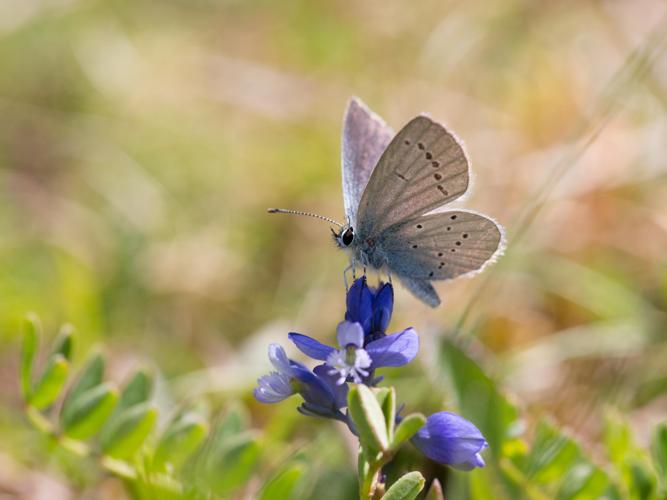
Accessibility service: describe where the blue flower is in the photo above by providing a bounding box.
[346,277,394,342]
[411,412,488,470]
[288,320,418,385]
[254,344,347,420]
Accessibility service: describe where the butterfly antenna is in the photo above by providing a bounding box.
[267,208,344,228]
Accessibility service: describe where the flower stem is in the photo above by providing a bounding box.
[359,450,393,499]
[360,458,382,498]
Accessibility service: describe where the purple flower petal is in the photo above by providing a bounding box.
[336,321,365,348]
[345,277,373,334]
[411,412,488,468]
[365,328,419,368]
[372,282,393,334]
[288,333,335,361]
[268,343,291,372]
[314,364,348,409]
[451,452,486,471]
[253,372,294,403]
[288,362,338,411]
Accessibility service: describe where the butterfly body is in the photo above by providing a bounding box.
[333,224,381,269]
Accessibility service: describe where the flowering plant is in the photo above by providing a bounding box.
[255,278,488,498]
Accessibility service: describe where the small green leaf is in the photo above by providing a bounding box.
[651,423,667,490]
[52,325,74,361]
[374,387,390,408]
[554,462,597,499]
[28,354,69,410]
[348,385,389,451]
[424,478,444,500]
[21,314,40,400]
[100,369,154,447]
[117,370,152,413]
[629,461,655,500]
[62,353,105,418]
[154,412,209,471]
[101,402,157,459]
[379,387,396,441]
[603,410,631,469]
[381,471,424,500]
[216,404,249,442]
[205,431,261,495]
[259,463,305,500]
[524,420,580,482]
[62,383,118,440]
[391,413,426,450]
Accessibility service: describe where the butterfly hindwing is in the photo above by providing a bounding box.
[397,276,441,307]
[356,115,469,238]
[381,210,503,282]
[342,97,394,226]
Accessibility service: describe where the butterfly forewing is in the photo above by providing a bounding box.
[381,211,503,281]
[356,116,469,237]
[342,98,394,226]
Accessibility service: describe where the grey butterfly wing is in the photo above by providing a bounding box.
[342,97,394,226]
[398,276,441,307]
[383,210,504,306]
[356,115,469,238]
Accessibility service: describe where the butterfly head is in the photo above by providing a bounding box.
[332,224,355,249]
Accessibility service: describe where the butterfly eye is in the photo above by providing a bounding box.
[342,228,354,246]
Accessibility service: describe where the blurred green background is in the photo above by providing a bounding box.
[2,0,667,497]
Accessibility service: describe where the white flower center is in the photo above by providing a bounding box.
[326,346,372,385]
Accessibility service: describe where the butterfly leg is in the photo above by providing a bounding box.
[342,262,354,291]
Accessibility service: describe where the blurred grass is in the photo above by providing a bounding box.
[2,0,667,497]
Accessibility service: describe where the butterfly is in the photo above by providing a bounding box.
[270,97,504,307]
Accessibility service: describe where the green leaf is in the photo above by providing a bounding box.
[391,413,426,450]
[216,404,249,442]
[101,402,157,459]
[116,370,152,414]
[259,463,305,500]
[94,370,153,458]
[154,412,209,471]
[652,423,667,491]
[439,339,519,456]
[524,420,580,484]
[378,387,396,441]
[62,383,118,440]
[603,409,654,498]
[348,385,389,451]
[603,410,632,469]
[470,468,498,499]
[424,479,444,500]
[52,325,74,361]
[555,462,610,500]
[205,431,261,495]
[629,461,655,500]
[381,471,424,500]
[28,354,69,410]
[21,314,40,400]
[62,353,105,418]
